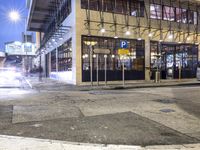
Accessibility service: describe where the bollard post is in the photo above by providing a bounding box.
[104,55,107,86]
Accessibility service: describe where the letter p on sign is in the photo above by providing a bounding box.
[120,41,128,49]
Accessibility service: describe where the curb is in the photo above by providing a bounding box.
[0,135,200,150]
[105,82,200,90]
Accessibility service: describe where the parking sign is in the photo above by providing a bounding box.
[120,41,128,49]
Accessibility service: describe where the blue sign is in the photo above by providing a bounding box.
[120,41,128,49]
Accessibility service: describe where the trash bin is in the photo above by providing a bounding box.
[155,71,160,83]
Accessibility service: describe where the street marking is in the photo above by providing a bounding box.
[24,78,32,89]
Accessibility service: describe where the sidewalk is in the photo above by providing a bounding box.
[28,77,200,91]
[0,135,200,150]
[1,78,200,149]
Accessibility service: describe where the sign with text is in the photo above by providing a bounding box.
[118,49,130,55]
[93,48,110,54]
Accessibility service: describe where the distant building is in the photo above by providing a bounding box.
[5,41,36,56]
[4,41,36,73]
[0,52,5,68]
[22,32,33,43]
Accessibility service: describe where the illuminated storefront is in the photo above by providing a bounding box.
[27,0,200,85]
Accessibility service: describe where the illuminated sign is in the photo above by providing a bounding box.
[118,49,130,55]
[120,41,128,49]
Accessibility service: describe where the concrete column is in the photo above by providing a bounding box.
[36,32,41,50]
[75,0,83,85]
[145,38,151,81]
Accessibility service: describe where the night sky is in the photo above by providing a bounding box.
[0,0,28,51]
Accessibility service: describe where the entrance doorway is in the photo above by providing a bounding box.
[150,42,198,79]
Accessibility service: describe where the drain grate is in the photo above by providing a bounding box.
[160,109,175,113]
[153,99,176,104]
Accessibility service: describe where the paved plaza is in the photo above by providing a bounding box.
[0,78,200,149]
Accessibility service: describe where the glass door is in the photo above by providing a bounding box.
[161,45,175,79]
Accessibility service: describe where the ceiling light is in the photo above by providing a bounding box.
[114,35,118,39]
[100,28,106,33]
[148,33,153,37]
[168,34,173,39]
[59,37,64,40]
[125,30,131,35]
[93,54,97,58]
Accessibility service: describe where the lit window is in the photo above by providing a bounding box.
[163,6,175,21]
[176,8,182,22]
[188,11,194,24]
[182,9,187,23]
[150,4,162,19]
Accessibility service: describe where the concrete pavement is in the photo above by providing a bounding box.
[0,78,200,149]
[0,135,200,150]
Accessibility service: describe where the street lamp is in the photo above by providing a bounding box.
[8,10,20,22]
[84,41,97,86]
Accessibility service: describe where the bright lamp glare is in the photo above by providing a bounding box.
[125,30,131,35]
[9,10,20,22]
[168,34,173,39]
[100,28,106,33]
[148,33,153,37]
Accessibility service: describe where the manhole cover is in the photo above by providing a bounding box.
[153,99,176,104]
[160,109,175,113]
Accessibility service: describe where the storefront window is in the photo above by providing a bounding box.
[150,4,162,19]
[58,38,72,71]
[150,42,198,79]
[51,49,56,72]
[150,41,159,69]
[163,6,175,21]
[82,36,145,81]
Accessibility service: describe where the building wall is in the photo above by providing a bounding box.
[37,0,200,85]
[74,0,200,84]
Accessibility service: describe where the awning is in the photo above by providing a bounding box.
[27,0,52,32]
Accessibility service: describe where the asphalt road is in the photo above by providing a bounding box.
[0,80,200,146]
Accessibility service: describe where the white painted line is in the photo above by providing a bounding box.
[24,78,32,89]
